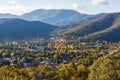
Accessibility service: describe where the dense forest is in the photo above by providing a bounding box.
[0,38,120,80]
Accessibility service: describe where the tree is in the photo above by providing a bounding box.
[0,66,29,80]
[76,64,89,80]
[88,55,120,80]
[56,63,76,80]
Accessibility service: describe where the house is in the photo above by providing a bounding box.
[39,61,49,65]
[35,46,45,51]
[4,58,11,61]
[10,63,15,66]
[23,63,31,67]
[37,72,43,77]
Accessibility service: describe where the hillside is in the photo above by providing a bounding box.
[0,18,57,41]
[0,14,18,18]
[80,14,120,42]
[0,9,104,27]
[21,9,103,27]
[64,13,120,42]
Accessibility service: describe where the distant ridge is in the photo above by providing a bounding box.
[0,18,57,41]
[0,9,120,42]
[0,9,104,27]
[0,13,18,18]
[21,9,91,27]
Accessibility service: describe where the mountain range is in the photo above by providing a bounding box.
[0,9,120,42]
[0,9,103,27]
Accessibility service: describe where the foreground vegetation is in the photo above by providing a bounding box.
[0,38,120,80]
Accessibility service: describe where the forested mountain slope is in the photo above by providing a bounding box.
[0,18,57,41]
[64,13,120,42]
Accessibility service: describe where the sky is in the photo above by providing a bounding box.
[0,0,120,15]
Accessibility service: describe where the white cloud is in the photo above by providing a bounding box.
[0,4,37,15]
[40,4,85,13]
[71,4,85,12]
[92,0,117,5]
[72,4,79,9]
[0,3,85,15]
[8,0,17,5]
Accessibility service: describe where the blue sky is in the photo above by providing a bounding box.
[0,0,120,15]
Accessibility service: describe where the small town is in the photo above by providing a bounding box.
[0,38,120,79]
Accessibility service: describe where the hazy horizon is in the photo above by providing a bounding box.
[0,0,120,15]
[0,8,120,16]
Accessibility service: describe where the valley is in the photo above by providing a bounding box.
[0,8,120,80]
